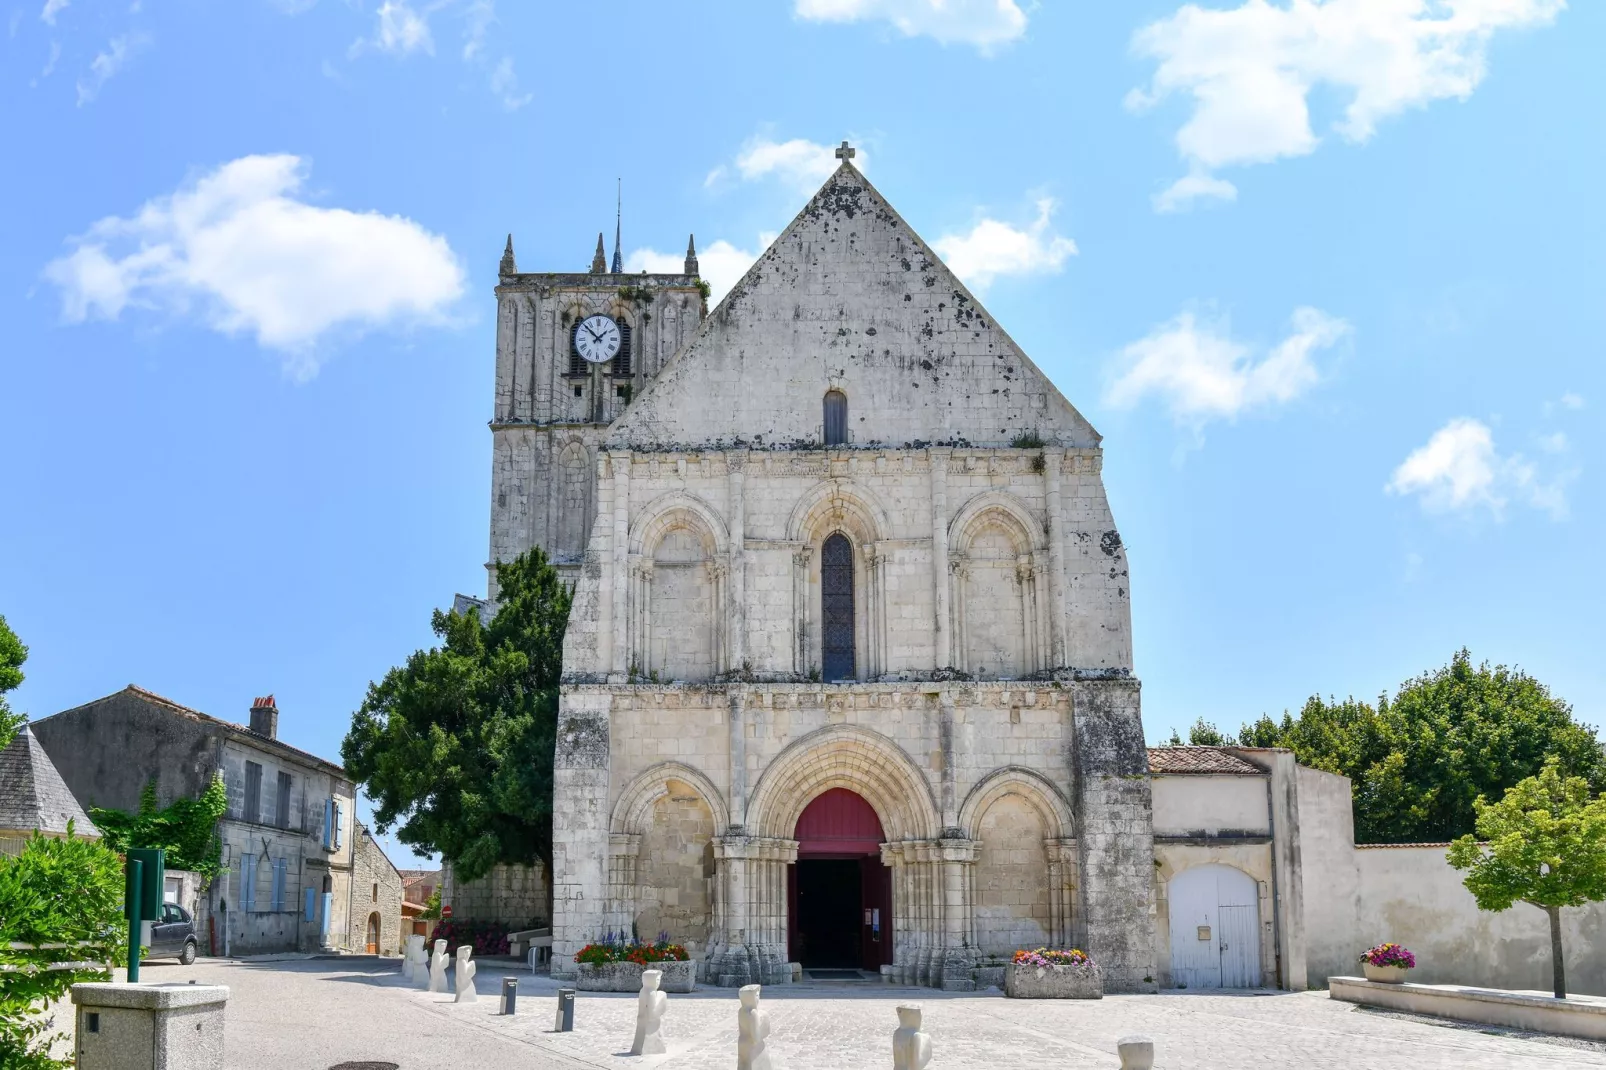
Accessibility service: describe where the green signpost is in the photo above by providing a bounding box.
[124,847,165,983]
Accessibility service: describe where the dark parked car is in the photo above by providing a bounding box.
[148,902,198,964]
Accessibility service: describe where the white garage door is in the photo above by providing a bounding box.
[1168,864,1262,989]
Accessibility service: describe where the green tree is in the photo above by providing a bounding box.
[1447,761,1606,999]
[1162,717,1230,746]
[1236,651,1602,843]
[89,773,228,882]
[342,549,570,883]
[0,826,128,1069]
[0,614,28,750]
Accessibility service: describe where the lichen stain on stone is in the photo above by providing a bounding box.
[1100,530,1124,557]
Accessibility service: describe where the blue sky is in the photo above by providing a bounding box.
[3,1,1600,867]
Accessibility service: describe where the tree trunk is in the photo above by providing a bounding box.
[1547,905,1566,1000]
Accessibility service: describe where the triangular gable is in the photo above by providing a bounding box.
[608,163,1099,451]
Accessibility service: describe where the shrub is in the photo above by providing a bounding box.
[428,918,541,957]
[0,826,127,1069]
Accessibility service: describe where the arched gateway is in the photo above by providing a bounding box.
[789,789,892,972]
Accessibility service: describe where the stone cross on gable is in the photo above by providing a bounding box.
[835,141,856,162]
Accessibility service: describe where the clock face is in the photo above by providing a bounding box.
[574,314,622,364]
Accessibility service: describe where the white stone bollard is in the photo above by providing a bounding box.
[427,939,449,993]
[891,1004,931,1070]
[402,934,425,981]
[629,968,668,1056]
[454,945,479,1003]
[1117,1034,1155,1070]
[737,984,773,1070]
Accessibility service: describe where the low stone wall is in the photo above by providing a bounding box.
[1004,962,1103,999]
[1330,976,1606,1041]
[443,861,549,928]
[574,960,696,994]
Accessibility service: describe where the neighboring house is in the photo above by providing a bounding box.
[0,725,100,856]
[400,869,440,941]
[353,823,405,955]
[31,686,359,955]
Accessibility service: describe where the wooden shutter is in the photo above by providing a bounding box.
[275,772,292,828]
[244,761,262,823]
[823,390,848,446]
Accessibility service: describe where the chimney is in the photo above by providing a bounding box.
[249,695,278,739]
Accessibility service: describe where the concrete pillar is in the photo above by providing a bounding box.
[72,983,228,1070]
[928,448,951,669]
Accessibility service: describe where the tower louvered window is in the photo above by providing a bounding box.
[612,317,632,377]
[823,390,848,446]
[568,330,586,376]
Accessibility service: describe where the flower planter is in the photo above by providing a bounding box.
[1004,961,1103,999]
[574,959,696,993]
[1362,963,1408,984]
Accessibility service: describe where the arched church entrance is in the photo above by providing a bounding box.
[787,788,892,973]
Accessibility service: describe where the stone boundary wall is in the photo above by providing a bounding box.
[443,861,550,927]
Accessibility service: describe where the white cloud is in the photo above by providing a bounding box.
[1129,0,1565,209]
[625,234,775,307]
[1153,170,1238,213]
[462,0,493,59]
[38,40,61,81]
[489,56,531,110]
[1560,391,1584,410]
[40,0,68,26]
[77,32,149,106]
[795,0,1027,52]
[1105,305,1350,425]
[932,198,1077,290]
[1387,416,1567,519]
[1536,431,1567,454]
[355,0,433,57]
[708,136,865,194]
[44,154,464,375]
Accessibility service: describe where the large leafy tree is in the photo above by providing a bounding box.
[1447,762,1606,999]
[342,549,570,882]
[1236,650,1602,843]
[0,615,27,750]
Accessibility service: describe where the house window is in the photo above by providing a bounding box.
[372,882,379,903]
[244,761,262,824]
[568,332,586,376]
[821,532,856,681]
[823,390,848,446]
[275,771,292,828]
[612,317,632,377]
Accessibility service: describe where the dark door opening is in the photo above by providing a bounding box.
[793,859,862,968]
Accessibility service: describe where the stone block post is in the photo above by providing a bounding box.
[551,688,613,977]
[1070,679,1156,992]
[72,983,228,1070]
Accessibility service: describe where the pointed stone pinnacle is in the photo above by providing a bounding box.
[499,233,517,277]
[684,234,699,277]
[591,232,607,274]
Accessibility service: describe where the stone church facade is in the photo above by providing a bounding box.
[488,152,1152,991]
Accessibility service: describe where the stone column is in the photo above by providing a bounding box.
[792,546,812,677]
[1043,447,1068,668]
[610,451,631,678]
[551,689,613,977]
[595,454,614,667]
[936,691,958,831]
[928,448,951,669]
[938,839,979,991]
[1070,679,1155,992]
[728,451,748,673]
[728,689,748,828]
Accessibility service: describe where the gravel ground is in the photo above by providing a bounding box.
[121,957,1606,1070]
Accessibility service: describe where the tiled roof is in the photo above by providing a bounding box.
[0,726,100,838]
[1146,746,1264,776]
[114,685,347,777]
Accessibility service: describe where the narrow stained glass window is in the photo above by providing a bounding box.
[823,390,848,446]
[821,533,855,681]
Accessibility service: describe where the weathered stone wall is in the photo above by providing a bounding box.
[1069,680,1156,992]
[442,861,549,927]
[31,690,223,812]
[973,793,1053,956]
[353,825,405,955]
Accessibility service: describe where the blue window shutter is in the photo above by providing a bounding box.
[334,803,344,849]
[241,854,257,912]
[320,892,333,939]
[304,887,315,922]
[270,860,285,911]
[322,799,332,848]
